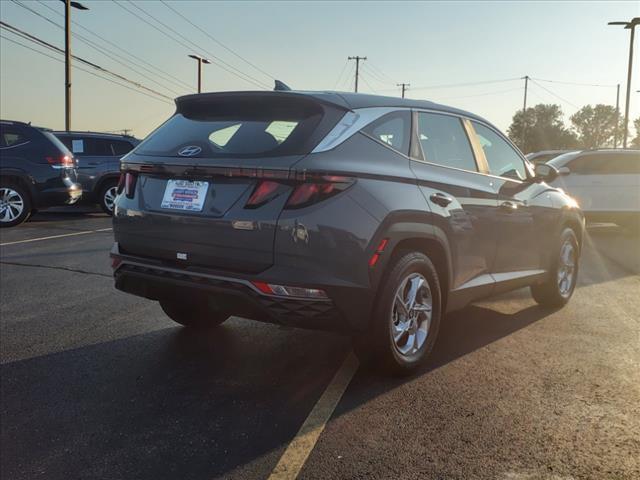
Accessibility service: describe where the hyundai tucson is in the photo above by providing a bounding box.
[110,91,584,372]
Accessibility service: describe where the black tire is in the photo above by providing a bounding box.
[531,227,579,308]
[159,297,229,328]
[354,251,442,375]
[98,180,119,215]
[0,182,32,228]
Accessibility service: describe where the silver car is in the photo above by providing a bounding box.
[548,149,640,230]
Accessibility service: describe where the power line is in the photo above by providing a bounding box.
[333,59,350,89]
[0,33,172,105]
[366,61,396,84]
[358,71,378,94]
[159,0,274,81]
[436,86,524,102]
[113,0,268,89]
[529,79,580,109]
[360,63,394,86]
[531,77,618,88]
[0,21,174,102]
[11,0,183,97]
[403,77,522,91]
[34,0,193,91]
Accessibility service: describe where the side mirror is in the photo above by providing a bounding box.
[534,163,559,183]
[557,166,570,175]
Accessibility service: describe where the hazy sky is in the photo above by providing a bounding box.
[1,0,638,138]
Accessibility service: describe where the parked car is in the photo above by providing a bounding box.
[110,91,584,373]
[54,131,139,214]
[0,120,82,227]
[526,150,573,164]
[548,149,640,230]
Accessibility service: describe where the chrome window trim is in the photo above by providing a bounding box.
[311,107,411,153]
[0,140,31,150]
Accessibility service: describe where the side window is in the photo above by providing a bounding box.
[84,138,115,156]
[0,126,30,149]
[567,155,607,174]
[111,140,135,156]
[472,122,526,180]
[416,112,477,171]
[595,154,640,175]
[362,111,410,155]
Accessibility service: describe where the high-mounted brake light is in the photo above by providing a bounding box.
[46,154,74,168]
[246,180,280,208]
[285,175,353,209]
[251,281,328,300]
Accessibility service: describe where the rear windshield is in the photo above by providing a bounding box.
[136,97,326,158]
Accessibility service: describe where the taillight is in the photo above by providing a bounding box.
[46,154,74,168]
[285,176,353,209]
[116,172,125,194]
[123,172,137,198]
[245,180,281,208]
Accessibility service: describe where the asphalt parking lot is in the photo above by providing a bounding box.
[1,209,639,480]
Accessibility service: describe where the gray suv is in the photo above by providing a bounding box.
[110,91,584,373]
[54,132,138,214]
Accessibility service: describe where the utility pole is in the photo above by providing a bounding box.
[188,54,211,93]
[521,75,530,150]
[61,0,88,132]
[614,83,621,148]
[608,17,639,148]
[397,83,410,98]
[348,56,367,93]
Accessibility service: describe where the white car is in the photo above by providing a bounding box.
[548,149,640,229]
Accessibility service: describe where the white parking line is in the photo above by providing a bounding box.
[0,228,113,246]
[268,351,359,480]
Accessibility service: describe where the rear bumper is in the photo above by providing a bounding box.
[37,183,83,207]
[111,243,373,332]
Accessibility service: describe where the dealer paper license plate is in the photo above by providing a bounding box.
[161,180,209,212]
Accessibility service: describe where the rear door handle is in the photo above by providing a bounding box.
[430,192,453,207]
[500,201,518,212]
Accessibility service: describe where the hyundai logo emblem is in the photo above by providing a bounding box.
[178,145,202,157]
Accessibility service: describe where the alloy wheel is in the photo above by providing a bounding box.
[390,272,433,358]
[557,239,576,297]
[0,188,25,223]
[103,186,118,213]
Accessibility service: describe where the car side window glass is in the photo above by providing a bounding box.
[85,138,115,156]
[567,155,606,174]
[362,111,410,155]
[472,121,526,180]
[111,140,135,156]
[416,112,477,171]
[0,127,29,148]
[595,154,640,174]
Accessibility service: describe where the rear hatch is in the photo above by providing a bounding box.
[114,92,347,273]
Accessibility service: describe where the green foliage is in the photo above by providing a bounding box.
[632,117,640,149]
[570,104,622,149]
[507,104,577,154]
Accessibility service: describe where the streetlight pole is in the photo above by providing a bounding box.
[61,0,88,132]
[188,54,211,93]
[609,17,639,148]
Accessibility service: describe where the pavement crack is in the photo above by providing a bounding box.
[0,261,111,278]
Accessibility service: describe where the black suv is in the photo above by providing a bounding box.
[0,120,82,227]
[110,91,584,372]
[54,131,139,214]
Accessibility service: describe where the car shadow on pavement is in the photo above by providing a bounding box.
[0,301,556,480]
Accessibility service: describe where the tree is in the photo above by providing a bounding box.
[507,104,577,153]
[631,117,640,149]
[570,104,622,149]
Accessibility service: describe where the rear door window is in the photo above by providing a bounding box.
[362,111,410,155]
[566,155,607,174]
[111,139,135,156]
[472,121,527,181]
[0,126,30,149]
[415,112,477,171]
[591,153,640,174]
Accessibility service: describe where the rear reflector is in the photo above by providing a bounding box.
[369,238,389,268]
[251,281,328,299]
